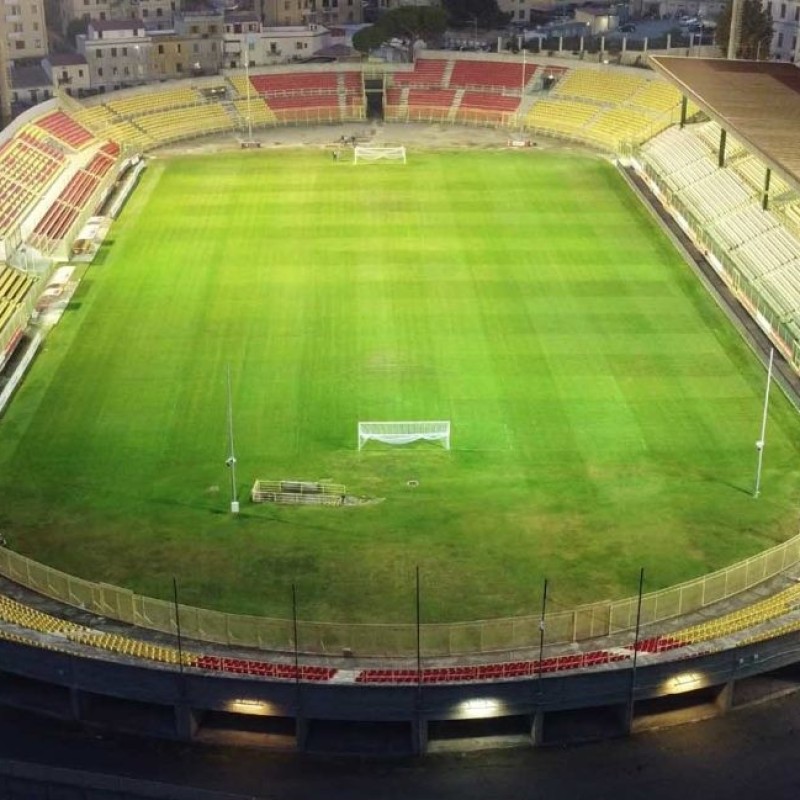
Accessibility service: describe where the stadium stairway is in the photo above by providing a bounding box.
[447,89,465,122]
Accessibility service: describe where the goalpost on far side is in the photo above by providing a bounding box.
[353,145,407,165]
[358,421,450,451]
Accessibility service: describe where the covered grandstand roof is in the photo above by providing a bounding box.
[650,57,800,193]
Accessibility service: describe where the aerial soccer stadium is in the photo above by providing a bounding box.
[1,50,800,755]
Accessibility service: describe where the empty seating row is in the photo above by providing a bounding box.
[449,60,537,92]
[525,98,599,136]
[682,168,753,219]
[392,58,448,87]
[233,97,277,128]
[33,111,95,150]
[582,107,660,150]
[33,145,120,243]
[640,124,710,176]
[711,203,780,251]
[134,104,234,146]
[251,71,339,96]
[733,154,792,198]
[635,583,800,654]
[0,132,66,236]
[356,650,631,685]
[553,68,647,105]
[458,91,521,116]
[628,80,682,116]
[106,86,205,118]
[0,266,34,306]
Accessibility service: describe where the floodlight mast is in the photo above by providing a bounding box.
[226,364,240,514]
[753,347,774,499]
[244,35,253,143]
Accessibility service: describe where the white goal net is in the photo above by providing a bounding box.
[353,146,407,164]
[358,420,450,451]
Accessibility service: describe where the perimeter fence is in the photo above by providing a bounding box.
[0,531,798,657]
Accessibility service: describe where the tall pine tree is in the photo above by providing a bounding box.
[717,0,773,59]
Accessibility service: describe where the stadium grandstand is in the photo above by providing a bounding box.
[1,52,800,757]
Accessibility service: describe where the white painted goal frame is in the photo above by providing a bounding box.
[353,145,407,164]
[358,421,450,451]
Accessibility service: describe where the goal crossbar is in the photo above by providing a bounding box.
[358,420,450,450]
[353,145,407,164]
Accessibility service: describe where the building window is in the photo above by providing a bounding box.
[111,47,117,56]
[780,2,786,16]
[122,47,127,55]
[158,44,164,53]
[98,67,103,75]
[177,43,182,52]
[193,42,199,52]
[79,69,84,77]
[14,40,24,50]
[157,7,163,15]
[124,66,129,75]
[778,31,784,46]
[176,62,183,71]
[96,49,101,58]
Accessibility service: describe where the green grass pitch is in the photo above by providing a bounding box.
[1,148,799,624]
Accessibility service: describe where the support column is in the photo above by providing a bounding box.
[763,167,772,210]
[531,711,545,746]
[718,128,727,168]
[412,717,428,754]
[716,681,734,713]
[69,687,82,722]
[175,705,199,740]
[558,35,563,53]
[295,715,309,751]
[680,96,688,129]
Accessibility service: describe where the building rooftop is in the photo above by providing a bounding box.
[10,64,50,89]
[89,19,145,33]
[47,52,88,67]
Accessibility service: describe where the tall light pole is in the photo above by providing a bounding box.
[753,348,774,499]
[226,364,240,514]
[244,34,254,143]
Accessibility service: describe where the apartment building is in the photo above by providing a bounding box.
[3,0,47,59]
[765,0,800,60]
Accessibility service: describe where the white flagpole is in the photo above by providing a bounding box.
[753,347,774,499]
[226,364,240,514]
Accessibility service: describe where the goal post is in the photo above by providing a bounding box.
[353,145,407,165]
[358,420,450,451]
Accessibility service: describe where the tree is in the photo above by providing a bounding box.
[352,6,448,61]
[66,14,90,47]
[441,0,510,30]
[717,0,773,59]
